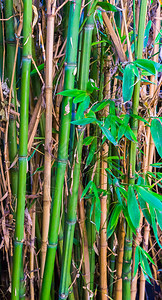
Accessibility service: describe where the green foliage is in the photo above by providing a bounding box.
[151,118,162,158]
[127,185,140,228]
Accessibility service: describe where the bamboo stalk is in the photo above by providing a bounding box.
[4,0,18,197]
[78,184,90,299]
[122,0,148,298]
[11,0,32,298]
[59,3,95,298]
[40,1,82,298]
[40,0,56,283]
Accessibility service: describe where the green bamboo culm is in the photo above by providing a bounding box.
[4,0,18,197]
[40,1,82,298]
[122,0,148,299]
[59,3,94,298]
[11,0,32,298]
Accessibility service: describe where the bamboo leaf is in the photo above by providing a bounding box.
[150,206,162,249]
[97,2,117,12]
[128,185,140,228]
[140,253,153,279]
[91,100,110,112]
[71,117,96,126]
[151,118,162,158]
[133,59,156,75]
[81,181,93,199]
[131,114,150,125]
[73,94,89,103]
[83,136,94,145]
[144,20,152,48]
[75,97,90,120]
[122,205,136,234]
[31,63,44,76]
[107,204,122,237]
[110,204,122,230]
[123,64,136,102]
[155,209,162,230]
[138,195,152,225]
[100,126,117,146]
[124,126,138,142]
[57,89,86,97]
[133,246,140,277]
[85,138,96,167]
[139,245,155,266]
[135,186,162,212]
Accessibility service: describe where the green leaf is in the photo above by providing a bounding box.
[124,126,138,142]
[31,63,44,76]
[110,204,122,230]
[138,196,151,225]
[73,94,89,103]
[155,209,162,230]
[123,64,135,102]
[133,59,156,75]
[86,79,99,93]
[57,89,86,97]
[71,117,96,126]
[139,245,155,266]
[133,246,140,277]
[131,114,150,125]
[81,181,93,199]
[135,186,162,212]
[150,163,162,168]
[28,142,42,161]
[144,20,152,48]
[123,205,136,234]
[83,136,94,146]
[97,2,117,12]
[107,204,122,238]
[128,185,140,228]
[140,253,153,279]
[91,100,110,112]
[150,206,162,249]
[100,126,117,146]
[151,118,162,158]
[85,138,96,167]
[92,183,101,232]
[155,28,162,43]
[75,97,90,120]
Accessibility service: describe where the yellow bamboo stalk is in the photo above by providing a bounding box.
[139,5,160,298]
[40,0,56,284]
[78,185,90,299]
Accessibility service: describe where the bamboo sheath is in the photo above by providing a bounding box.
[40,1,82,298]
[11,0,32,298]
[122,0,148,299]
[40,0,56,283]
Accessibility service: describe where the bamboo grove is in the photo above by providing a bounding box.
[0,0,162,299]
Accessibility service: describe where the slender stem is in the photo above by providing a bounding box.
[4,0,18,197]
[122,0,148,298]
[40,1,82,298]
[40,0,56,283]
[11,0,32,298]
[59,3,94,298]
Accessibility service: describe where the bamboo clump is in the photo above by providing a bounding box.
[0,1,161,300]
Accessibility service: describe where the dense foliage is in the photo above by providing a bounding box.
[0,0,162,299]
